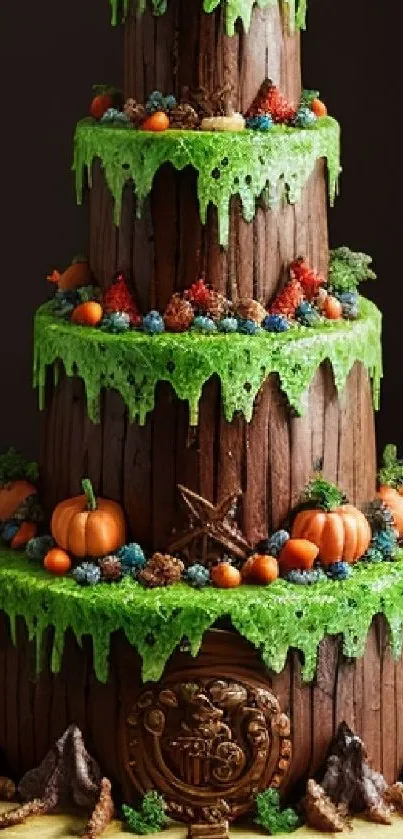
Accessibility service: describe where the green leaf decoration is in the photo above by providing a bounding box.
[109,0,308,35]
[0,448,39,488]
[33,297,382,427]
[379,445,403,489]
[255,788,300,834]
[328,246,377,294]
[73,118,341,249]
[122,792,168,834]
[2,548,403,685]
[299,477,346,511]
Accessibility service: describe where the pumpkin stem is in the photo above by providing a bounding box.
[379,444,403,489]
[299,477,345,511]
[82,478,97,511]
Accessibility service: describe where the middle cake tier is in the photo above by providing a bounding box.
[35,298,381,552]
[74,119,340,307]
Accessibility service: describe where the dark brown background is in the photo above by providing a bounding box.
[0,0,399,459]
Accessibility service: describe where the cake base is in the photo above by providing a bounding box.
[0,614,401,813]
[0,806,402,839]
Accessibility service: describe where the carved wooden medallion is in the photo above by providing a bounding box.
[123,676,292,825]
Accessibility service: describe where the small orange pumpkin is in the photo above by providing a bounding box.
[291,478,371,566]
[142,111,170,132]
[311,98,328,118]
[292,504,371,566]
[377,446,403,536]
[211,562,241,589]
[0,480,37,522]
[377,486,403,536]
[44,548,72,575]
[51,478,126,558]
[323,295,343,320]
[278,539,319,573]
[241,553,278,585]
[71,301,103,327]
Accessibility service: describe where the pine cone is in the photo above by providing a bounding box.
[205,289,230,321]
[99,555,123,582]
[124,98,147,127]
[170,104,200,130]
[138,553,184,587]
[302,780,345,832]
[14,495,44,523]
[364,498,395,532]
[235,297,266,324]
[270,279,304,317]
[163,294,194,332]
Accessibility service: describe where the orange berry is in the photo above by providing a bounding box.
[11,521,37,549]
[71,301,103,327]
[44,548,72,576]
[323,295,343,320]
[311,98,327,118]
[242,554,279,585]
[142,111,170,132]
[211,562,241,589]
[278,538,319,573]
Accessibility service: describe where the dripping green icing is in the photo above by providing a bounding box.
[1,550,403,684]
[33,297,382,426]
[109,0,307,34]
[73,118,341,248]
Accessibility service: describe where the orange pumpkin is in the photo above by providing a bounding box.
[0,480,36,522]
[377,486,403,536]
[44,548,72,575]
[292,504,371,566]
[71,301,103,327]
[241,553,278,585]
[142,111,170,132]
[211,562,241,589]
[51,479,126,558]
[311,98,328,118]
[278,538,319,573]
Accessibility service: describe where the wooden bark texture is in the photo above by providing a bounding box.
[39,361,376,552]
[89,159,329,308]
[0,617,401,803]
[123,0,301,107]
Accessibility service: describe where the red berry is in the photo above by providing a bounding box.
[90,93,113,120]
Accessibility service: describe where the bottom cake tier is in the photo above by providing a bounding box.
[0,611,402,811]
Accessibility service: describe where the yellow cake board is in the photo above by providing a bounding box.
[0,805,403,839]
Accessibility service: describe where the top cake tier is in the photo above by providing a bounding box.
[122,0,303,106]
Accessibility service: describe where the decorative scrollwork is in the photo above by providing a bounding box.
[123,669,292,824]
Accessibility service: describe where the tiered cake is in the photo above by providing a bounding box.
[1,0,403,835]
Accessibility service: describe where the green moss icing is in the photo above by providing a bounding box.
[73,118,341,248]
[33,297,382,426]
[1,549,403,684]
[109,0,307,34]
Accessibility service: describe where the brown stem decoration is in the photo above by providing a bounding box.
[83,778,115,839]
